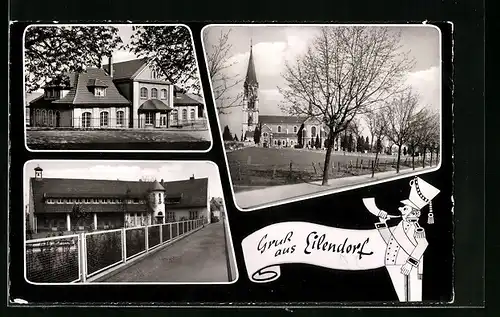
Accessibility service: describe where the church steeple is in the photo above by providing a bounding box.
[244,41,258,89]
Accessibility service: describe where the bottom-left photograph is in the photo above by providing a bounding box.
[23,160,238,284]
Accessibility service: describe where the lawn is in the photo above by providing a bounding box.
[26,129,211,150]
[227,147,430,191]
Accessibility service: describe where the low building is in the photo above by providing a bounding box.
[209,197,224,221]
[27,166,210,233]
[28,57,206,129]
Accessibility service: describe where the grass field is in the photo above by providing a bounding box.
[227,147,431,191]
[26,130,211,150]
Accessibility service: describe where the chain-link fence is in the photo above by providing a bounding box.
[125,227,146,260]
[147,225,161,249]
[85,229,123,277]
[29,113,209,131]
[25,235,80,283]
[25,219,204,283]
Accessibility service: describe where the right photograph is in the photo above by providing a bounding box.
[202,24,442,211]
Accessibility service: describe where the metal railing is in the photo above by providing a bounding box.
[29,116,208,131]
[25,218,207,283]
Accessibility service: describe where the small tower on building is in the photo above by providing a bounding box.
[242,40,259,139]
[150,179,166,224]
[34,166,43,180]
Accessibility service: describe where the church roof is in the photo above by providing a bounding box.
[244,45,258,87]
[259,115,307,124]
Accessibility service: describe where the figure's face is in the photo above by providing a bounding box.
[398,205,421,223]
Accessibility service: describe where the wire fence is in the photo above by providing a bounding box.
[28,115,209,131]
[230,155,438,187]
[25,218,207,283]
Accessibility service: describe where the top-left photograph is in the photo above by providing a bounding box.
[24,24,212,152]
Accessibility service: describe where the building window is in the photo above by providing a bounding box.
[166,212,175,222]
[158,193,162,204]
[263,132,268,137]
[311,126,317,137]
[277,126,282,133]
[190,109,195,120]
[145,112,154,125]
[140,87,148,99]
[293,126,298,133]
[151,88,158,99]
[41,110,47,126]
[82,112,91,128]
[290,140,294,145]
[198,105,204,118]
[100,111,109,127]
[274,140,278,145]
[94,87,106,97]
[161,89,167,99]
[116,110,124,125]
[182,109,187,120]
[160,116,166,126]
[173,109,178,122]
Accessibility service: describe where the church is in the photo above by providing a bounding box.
[26,166,210,234]
[28,57,206,129]
[240,44,340,150]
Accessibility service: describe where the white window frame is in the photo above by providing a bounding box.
[94,87,106,97]
[277,126,282,133]
[190,108,195,120]
[82,112,92,128]
[116,110,124,126]
[140,87,148,99]
[100,111,109,127]
[145,112,154,125]
[161,89,167,99]
[151,88,158,99]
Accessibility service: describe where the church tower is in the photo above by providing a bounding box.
[242,41,259,139]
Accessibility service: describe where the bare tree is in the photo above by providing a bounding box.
[419,110,440,167]
[203,28,243,114]
[370,111,387,175]
[406,108,430,170]
[384,89,423,173]
[279,26,414,185]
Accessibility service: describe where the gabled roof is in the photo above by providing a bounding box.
[31,177,208,214]
[52,68,130,105]
[139,99,173,111]
[173,93,204,106]
[259,115,307,124]
[103,58,149,80]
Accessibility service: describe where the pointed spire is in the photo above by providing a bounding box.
[245,40,258,87]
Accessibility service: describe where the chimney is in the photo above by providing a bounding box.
[160,179,164,186]
[108,55,113,78]
[34,165,43,180]
[189,174,195,180]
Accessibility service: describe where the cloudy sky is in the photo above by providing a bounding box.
[24,161,224,204]
[202,24,441,138]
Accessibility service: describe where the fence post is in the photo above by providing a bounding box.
[145,225,149,252]
[121,228,127,263]
[159,224,163,244]
[169,223,172,240]
[79,233,87,283]
[177,222,180,237]
[371,160,375,178]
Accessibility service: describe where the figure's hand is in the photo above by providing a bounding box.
[401,262,413,276]
[378,210,388,223]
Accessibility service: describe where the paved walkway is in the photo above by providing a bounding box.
[101,222,230,283]
[235,166,435,210]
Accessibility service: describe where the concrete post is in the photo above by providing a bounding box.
[121,228,127,262]
[145,225,149,252]
[66,213,71,232]
[93,213,97,230]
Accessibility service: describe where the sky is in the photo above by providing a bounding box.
[202,25,441,138]
[24,161,224,204]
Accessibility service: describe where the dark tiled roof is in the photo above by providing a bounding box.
[173,93,204,106]
[138,99,173,111]
[52,68,131,105]
[245,46,258,87]
[269,133,299,138]
[103,58,148,80]
[31,177,208,214]
[185,93,204,104]
[259,115,308,124]
[87,78,108,87]
[41,203,150,214]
